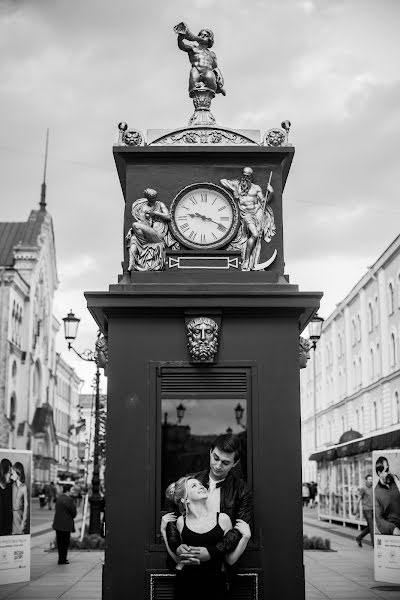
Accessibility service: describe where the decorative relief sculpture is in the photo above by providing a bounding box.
[187,317,219,363]
[174,22,225,126]
[95,333,108,375]
[125,189,172,271]
[220,167,276,271]
[299,336,312,369]
[151,128,257,146]
[263,128,286,147]
[117,122,144,146]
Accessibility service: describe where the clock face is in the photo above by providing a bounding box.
[170,183,239,250]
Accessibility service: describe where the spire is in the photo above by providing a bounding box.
[39,129,49,211]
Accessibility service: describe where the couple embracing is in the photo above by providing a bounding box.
[161,434,252,600]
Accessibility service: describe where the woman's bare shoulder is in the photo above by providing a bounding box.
[219,512,233,530]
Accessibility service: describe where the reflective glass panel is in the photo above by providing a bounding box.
[161,399,247,510]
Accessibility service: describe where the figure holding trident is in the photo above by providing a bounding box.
[221,168,276,271]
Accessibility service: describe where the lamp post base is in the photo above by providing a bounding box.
[88,493,102,535]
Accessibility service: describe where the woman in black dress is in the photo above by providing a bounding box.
[162,476,250,600]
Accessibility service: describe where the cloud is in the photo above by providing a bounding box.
[1,0,400,388]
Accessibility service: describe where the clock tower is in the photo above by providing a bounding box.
[85,21,322,600]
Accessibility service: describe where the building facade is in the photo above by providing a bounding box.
[0,193,83,492]
[301,235,400,481]
[54,354,84,483]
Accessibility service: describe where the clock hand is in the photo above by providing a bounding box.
[202,215,221,226]
[188,212,222,227]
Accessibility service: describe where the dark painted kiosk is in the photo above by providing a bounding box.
[85,21,322,600]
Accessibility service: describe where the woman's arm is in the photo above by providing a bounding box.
[220,516,251,566]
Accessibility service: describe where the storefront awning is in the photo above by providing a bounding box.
[309,428,400,462]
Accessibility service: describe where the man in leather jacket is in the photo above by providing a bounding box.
[166,433,253,563]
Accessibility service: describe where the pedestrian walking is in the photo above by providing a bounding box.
[302,482,310,507]
[309,481,317,508]
[52,485,79,565]
[49,481,58,509]
[353,474,374,547]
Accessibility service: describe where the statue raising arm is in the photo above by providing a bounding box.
[173,22,225,96]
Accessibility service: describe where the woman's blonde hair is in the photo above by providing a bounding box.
[165,476,192,515]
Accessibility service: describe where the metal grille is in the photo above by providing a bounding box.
[149,572,260,600]
[160,368,248,399]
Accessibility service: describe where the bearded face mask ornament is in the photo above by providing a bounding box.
[187,317,219,363]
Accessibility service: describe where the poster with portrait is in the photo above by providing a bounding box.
[373,450,400,585]
[0,449,32,585]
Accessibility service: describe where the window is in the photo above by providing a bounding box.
[379,398,383,428]
[398,273,400,309]
[394,391,400,424]
[357,314,362,342]
[361,406,364,432]
[352,319,357,346]
[388,282,394,315]
[373,401,377,430]
[390,332,397,367]
[358,357,362,387]
[11,361,17,380]
[356,409,360,431]
[161,398,248,510]
[376,343,380,377]
[33,361,41,405]
[375,295,379,326]
[369,348,374,380]
[368,302,373,332]
[9,394,16,426]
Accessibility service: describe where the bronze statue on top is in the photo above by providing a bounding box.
[174,22,225,126]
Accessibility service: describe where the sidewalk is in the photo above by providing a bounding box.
[0,536,102,600]
[303,508,400,600]
[0,510,399,600]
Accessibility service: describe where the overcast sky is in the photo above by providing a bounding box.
[1,0,399,391]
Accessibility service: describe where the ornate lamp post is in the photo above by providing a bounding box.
[62,310,106,535]
[176,403,186,425]
[234,402,246,429]
[308,315,324,448]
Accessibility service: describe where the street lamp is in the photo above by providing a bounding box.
[62,310,81,349]
[234,403,246,429]
[62,310,106,535]
[309,314,324,449]
[176,403,186,425]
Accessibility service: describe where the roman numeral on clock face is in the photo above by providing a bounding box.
[217,224,227,232]
[189,196,198,205]
[189,230,197,240]
[220,217,229,221]
[200,193,207,202]
[200,233,206,244]
[181,223,190,231]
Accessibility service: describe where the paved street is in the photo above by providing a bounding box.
[0,504,399,599]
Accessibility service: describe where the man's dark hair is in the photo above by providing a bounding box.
[0,458,12,486]
[211,434,241,462]
[375,456,389,475]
